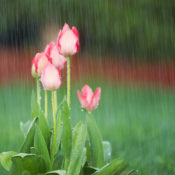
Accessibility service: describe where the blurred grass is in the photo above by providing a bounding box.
[0,82,175,175]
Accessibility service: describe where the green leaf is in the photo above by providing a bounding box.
[103,141,112,163]
[92,158,127,175]
[31,90,40,119]
[50,110,63,161]
[86,114,104,167]
[45,170,66,175]
[67,121,87,175]
[0,163,8,175]
[123,169,139,175]
[52,152,65,170]
[12,153,46,175]
[38,110,51,150]
[61,98,72,169]
[0,151,17,171]
[20,120,33,138]
[20,117,38,153]
[22,170,31,175]
[83,166,99,175]
[34,126,51,171]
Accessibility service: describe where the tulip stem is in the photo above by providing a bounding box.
[45,90,48,120]
[36,79,41,108]
[51,91,56,165]
[67,56,71,108]
[54,91,57,113]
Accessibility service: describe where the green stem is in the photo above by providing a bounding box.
[51,91,57,164]
[45,90,48,120]
[67,56,71,108]
[54,91,57,114]
[36,79,41,108]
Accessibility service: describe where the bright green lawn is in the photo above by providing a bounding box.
[0,82,175,175]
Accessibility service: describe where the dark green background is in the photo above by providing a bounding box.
[1,0,175,59]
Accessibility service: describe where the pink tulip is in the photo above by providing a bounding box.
[57,23,79,56]
[40,63,61,91]
[31,52,51,78]
[77,85,101,112]
[45,41,67,70]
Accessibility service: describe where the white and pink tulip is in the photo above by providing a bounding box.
[77,85,101,112]
[31,52,51,78]
[40,63,62,91]
[57,23,79,57]
[45,41,67,70]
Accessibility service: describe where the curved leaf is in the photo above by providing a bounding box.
[34,126,51,170]
[0,151,17,171]
[20,117,38,153]
[86,114,104,167]
[12,153,46,175]
[45,170,66,175]
[92,158,127,175]
[67,121,87,175]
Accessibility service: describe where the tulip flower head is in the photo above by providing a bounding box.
[45,41,67,70]
[57,23,79,56]
[40,63,61,91]
[77,85,101,112]
[31,52,51,78]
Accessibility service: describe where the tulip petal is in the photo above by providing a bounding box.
[89,87,101,111]
[40,63,61,91]
[81,85,93,104]
[45,41,67,70]
[77,90,88,108]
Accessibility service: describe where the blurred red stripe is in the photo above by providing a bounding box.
[0,49,175,88]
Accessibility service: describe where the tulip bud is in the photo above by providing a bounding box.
[40,63,61,91]
[45,41,67,70]
[57,23,79,56]
[77,85,101,112]
[31,52,51,78]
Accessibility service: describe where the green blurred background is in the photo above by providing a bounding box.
[1,0,175,59]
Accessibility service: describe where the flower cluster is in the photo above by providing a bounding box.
[31,23,100,112]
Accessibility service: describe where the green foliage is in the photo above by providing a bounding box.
[0,151,17,171]
[11,153,46,174]
[34,126,51,171]
[0,93,128,175]
[92,158,127,175]
[66,122,86,175]
[60,98,72,169]
[86,114,104,168]
[20,118,38,153]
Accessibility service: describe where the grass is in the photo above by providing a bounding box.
[0,81,175,175]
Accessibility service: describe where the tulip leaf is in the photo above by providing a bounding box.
[50,110,63,161]
[61,98,72,169]
[92,158,127,175]
[11,153,46,175]
[52,152,65,170]
[20,117,38,153]
[34,126,51,171]
[82,166,99,175]
[45,170,66,175]
[0,163,8,175]
[67,121,87,175]
[0,151,17,171]
[38,110,51,151]
[20,120,33,138]
[86,114,104,167]
[103,141,112,163]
